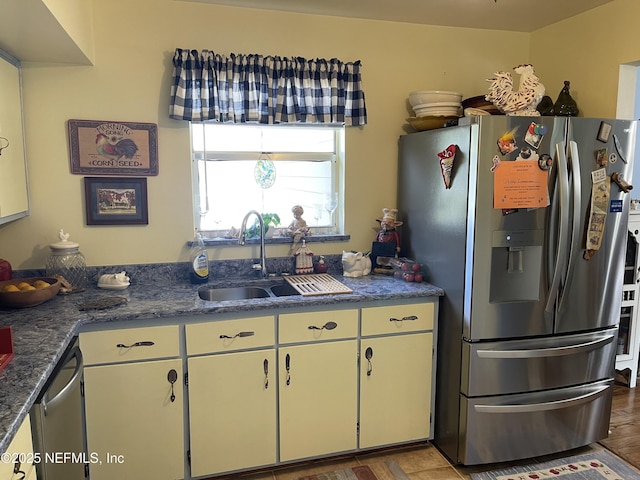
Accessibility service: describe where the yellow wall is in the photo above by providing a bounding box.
[530,0,640,118]
[0,0,629,271]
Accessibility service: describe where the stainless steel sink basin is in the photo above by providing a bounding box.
[198,286,271,301]
[269,283,299,297]
[198,280,301,301]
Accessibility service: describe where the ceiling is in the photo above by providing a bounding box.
[179,0,615,32]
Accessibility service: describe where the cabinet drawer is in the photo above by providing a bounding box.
[186,315,275,355]
[80,325,179,365]
[361,302,434,336]
[279,309,358,344]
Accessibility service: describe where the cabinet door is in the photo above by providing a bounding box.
[359,333,433,448]
[83,359,184,480]
[188,349,276,476]
[0,414,36,480]
[279,340,357,461]
[0,51,28,224]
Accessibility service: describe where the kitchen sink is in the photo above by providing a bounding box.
[198,286,271,301]
[198,280,301,301]
[268,282,299,297]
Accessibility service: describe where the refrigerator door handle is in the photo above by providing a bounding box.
[545,142,570,317]
[474,384,609,413]
[558,140,582,313]
[476,334,614,359]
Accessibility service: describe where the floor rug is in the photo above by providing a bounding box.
[470,450,640,480]
[296,461,410,480]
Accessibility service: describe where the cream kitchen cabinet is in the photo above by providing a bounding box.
[278,309,358,461]
[0,414,37,480]
[185,316,276,477]
[359,303,435,448]
[80,326,184,480]
[0,49,29,225]
[76,296,438,480]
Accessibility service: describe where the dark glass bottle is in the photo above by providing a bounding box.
[553,81,579,116]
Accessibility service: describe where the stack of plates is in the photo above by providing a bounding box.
[408,91,462,117]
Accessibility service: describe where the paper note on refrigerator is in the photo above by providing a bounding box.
[493,160,550,209]
[585,168,610,251]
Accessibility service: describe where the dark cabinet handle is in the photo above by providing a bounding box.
[116,341,155,348]
[308,321,337,331]
[220,331,255,339]
[389,315,418,322]
[365,347,374,376]
[263,358,269,389]
[285,353,291,386]
[167,369,178,402]
[14,460,25,479]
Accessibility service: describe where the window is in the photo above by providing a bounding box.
[191,123,344,236]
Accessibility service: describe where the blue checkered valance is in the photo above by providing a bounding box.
[169,49,367,126]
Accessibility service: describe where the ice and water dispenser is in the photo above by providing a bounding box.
[490,229,544,303]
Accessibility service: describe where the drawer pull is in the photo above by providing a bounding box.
[220,331,255,339]
[263,358,269,389]
[167,369,178,402]
[308,321,337,331]
[389,315,418,322]
[365,347,374,376]
[116,341,155,348]
[285,353,291,386]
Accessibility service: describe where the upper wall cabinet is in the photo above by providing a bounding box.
[0,50,29,225]
[0,0,94,65]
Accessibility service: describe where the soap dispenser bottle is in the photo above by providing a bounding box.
[190,230,209,284]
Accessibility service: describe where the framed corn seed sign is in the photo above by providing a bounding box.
[68,119,159,176]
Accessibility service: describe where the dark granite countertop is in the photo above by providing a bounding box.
[0,273,442,454]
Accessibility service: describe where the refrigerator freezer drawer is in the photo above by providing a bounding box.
[459,379,612,465]
[461,327,617,396]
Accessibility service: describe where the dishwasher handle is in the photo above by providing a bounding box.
[42,346,83,416]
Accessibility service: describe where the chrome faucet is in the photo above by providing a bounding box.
[238,210,268,278]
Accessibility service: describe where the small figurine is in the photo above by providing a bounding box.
[342,251,372,278]
[294,240,314,274]
[286,205,310,236]
[375,208,403,257]
[98,271,130,290]
[59,229,71,243]
[287,204,311,254]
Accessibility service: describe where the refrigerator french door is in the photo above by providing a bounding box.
[398,115,636,465]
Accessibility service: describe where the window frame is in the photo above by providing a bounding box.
[190,123,345,239]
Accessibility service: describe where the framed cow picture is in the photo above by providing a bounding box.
[84,177,148,225]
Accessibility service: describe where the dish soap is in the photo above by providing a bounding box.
[190,230,209,284]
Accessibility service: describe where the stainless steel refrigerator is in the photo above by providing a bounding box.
[397,115,636,465]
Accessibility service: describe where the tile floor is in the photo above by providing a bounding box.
[227,441,610,480]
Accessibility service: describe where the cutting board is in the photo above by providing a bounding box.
[284,274,353,296]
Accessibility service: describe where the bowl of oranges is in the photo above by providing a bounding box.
[0,277,61,308]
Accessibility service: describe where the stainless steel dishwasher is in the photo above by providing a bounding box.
[30,337,85,480]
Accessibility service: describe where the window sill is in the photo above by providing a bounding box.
[200,233,350,247]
